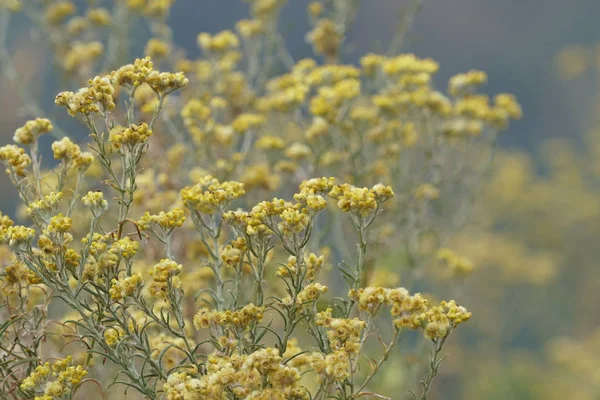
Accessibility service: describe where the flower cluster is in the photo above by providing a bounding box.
[0,2,510,399]
[315,308,366,354]
[437,247,475,275]
[0,144,31,176]
[330,183,394,217]
[13,118,53,145]
[181,176,246,214]
[109,122,153,149]
[138,208,186,230]
[164,348,308,400]
[55,74,115,116]
[110,273,144,300]
[113,56,189,94]
[193,303,264,330]
[20,356,88,399]
[148,259,182,298]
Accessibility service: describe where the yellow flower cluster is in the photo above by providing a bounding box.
[310,79,361,118]
[258,77,309,112]
[0,0,21,12]
[13,118,53,145]
[330,183,394,217]
[0,212,13,230]
[388,289,471,340]
[109,123,153,149]
[81,191,108,216]
[162,372,203,400]
[414,183,440,201]
[27,192,63,218]
[197,30,240,53]
[79,234,138,279]
[110,273,144,300]
[2,258,40,292]
[437,248,475,275]
[389,287,429,328]
[112,56,153,87]
[37,214,72,255]
[224,178,339,239]
[20,356,87,398]
[309,350,350,383]
[448,69,488,96]
[111,57,189,95]
[181,176,246,214]
[315,308,365,354]
[295,282,328,305]
[55,74,114,116]
[104,326,126,347]
[0,144,31,176]
[110,237,140,260]
[276,252,326,281]
[421,300,472,340]
[236,19,264,38]
[232,113,266,133]
[44,1,75,25]
[148,259,182,298]
[180,99,211,142]
[20,362,51,391]
[51,137,81,161]
[221,242,244,267]
[145,37,170,59]
[126,0,175,18]
[164,347,308,400]
[305,252,325,281]
[349,286,390,314]
[138,208,186,230]
[2,225,36,250]
[46,213,72,234]
[193,303,264,330]
[306,19,342,59]
[63,41,104,72]
[294,177,336,210]
[86,7,111,26]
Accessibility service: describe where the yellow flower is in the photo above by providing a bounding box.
[148,259,182,298]
[448,69,488,96]
[13,118,53,145]
[306,19,342,58]
[414,184,440,201]
[45,1,76,25]
[181,176,245,214]
[52,137,81,161]
[236,19,264,38]
[82,191,108,216]
[296,283,328,305]
[109,123,153,149]
[145,38,170,59]
[0,144,31,175]
[197,30,240,53]
[86,7,112,26]
[110,273,144,300]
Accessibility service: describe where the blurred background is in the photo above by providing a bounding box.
[2,0,600,398]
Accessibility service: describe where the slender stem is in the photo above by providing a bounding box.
[387,0,423,56]
[29,140,43,198]
[419,334,449,400]
[354,328,400,395]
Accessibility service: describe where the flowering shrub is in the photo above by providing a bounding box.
[0,1,521,399]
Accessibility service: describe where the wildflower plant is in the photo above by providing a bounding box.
[0,1,521,399]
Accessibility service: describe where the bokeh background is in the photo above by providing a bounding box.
[2,1,600,398]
